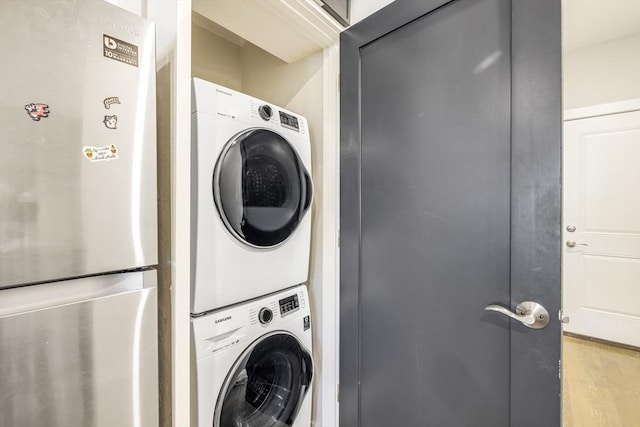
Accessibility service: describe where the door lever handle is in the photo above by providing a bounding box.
[484,301,549,329]
[566,240,588,248]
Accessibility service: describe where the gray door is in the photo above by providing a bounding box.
[340,1,561,426]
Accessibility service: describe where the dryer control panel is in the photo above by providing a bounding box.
[279,111,299,132]
[248,99,308,135]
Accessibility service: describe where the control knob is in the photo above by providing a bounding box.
[258,307,273,324]
[258,104,273,121]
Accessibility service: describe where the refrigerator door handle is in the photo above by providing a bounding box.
[0,270,156,318]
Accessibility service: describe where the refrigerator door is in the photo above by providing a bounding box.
[0,271,159,427]
[0,0,157,288]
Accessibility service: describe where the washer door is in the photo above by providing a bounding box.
[213,128,313,248]
[215,332,313,427]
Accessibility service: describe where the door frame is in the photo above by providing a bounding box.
[339,0,562,425]
[562,98,640,346]
[564,98,640,122]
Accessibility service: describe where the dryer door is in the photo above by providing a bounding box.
[213,128,313,248]
[215,332,313,427]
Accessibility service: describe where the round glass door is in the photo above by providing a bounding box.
[215,332,313,427]
[213,128,313,248]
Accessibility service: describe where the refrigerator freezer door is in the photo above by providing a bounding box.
[0,0,157,288]
[0,272,159,427]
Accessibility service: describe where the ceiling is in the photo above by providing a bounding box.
[563,0,640,51]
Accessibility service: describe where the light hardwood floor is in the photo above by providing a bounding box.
[563,335,640,427]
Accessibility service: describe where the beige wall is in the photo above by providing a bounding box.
[190,24,324,126]
[563,33,640,110]
[192,23,242,91]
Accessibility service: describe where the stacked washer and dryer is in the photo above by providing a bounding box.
[190,78,315,427]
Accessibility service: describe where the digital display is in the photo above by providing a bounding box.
[279,294,300,316]
[279,111,300,132]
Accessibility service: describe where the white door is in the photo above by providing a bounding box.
[563,101,640,347]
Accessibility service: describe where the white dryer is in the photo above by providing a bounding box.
[191,285,313,427]
[191,79,313,314]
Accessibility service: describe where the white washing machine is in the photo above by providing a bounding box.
[191,285,313,427]
[191,78,314,314]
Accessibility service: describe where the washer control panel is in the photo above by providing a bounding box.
[279,293,300,317]
[193,285,310,360]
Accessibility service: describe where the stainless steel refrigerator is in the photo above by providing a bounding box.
[0,1,159,426]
